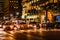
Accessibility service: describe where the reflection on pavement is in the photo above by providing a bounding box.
[0,28,60,40]
[0,30,15,40]
[0,28,46,40]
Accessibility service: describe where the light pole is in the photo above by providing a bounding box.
[36,6,43,23]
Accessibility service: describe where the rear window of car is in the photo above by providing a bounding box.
[29,22,37,24]
[19,22,26,24]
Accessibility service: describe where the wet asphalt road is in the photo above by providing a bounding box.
[0,28,60,40]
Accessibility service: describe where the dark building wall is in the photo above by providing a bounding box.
[18,0,22,17]
[0,0,4,17]
[9,0,22,18]
[3,0,9,16]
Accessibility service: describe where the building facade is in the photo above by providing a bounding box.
[3,0,22,19]
[22,0,60,23]
[9,0,22,18]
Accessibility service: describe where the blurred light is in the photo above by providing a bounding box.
[3,17,9,20]
[23,0,39,6]
[12,20,14,22]
[45,1,49,5]
[10,31,14,34]
[14,27,17,30]
[0,32,3,35]
[47,11,52,22]
[0,25,2,27]
[34,6,37,9]
[16,12,19,15]
[19,20,25,25]
[49,0,54,3]
[10,14,13,17]
[14,7,18,9]
[54,6,57,8]
[3,32,7,34]
[54,0,58,3]
[15,20,18,22]
[14,1,18,3]
[34,25,36,28]
[27,30,30,33]
[30,0,39,4]
[26,15,39,19]
[21,25,24,27]
[20,30,24,33]
[15,24,20,28]
[10,25,13,29]
[36,6,42,10]
[10,1,12,2]
[3,17,6,19]
[28,24,33,27]
[0,28,3,31]
[25,13,27,16]
[42,15,46,23]
[21,16,25,19]
[37,7,41,10]
[27,34,31,37]
[3,25,6,29]
[12,1,13,2]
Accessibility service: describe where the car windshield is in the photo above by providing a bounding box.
[29,22,37,24]
[19,22,26,24]
[19,20,26,24]
[4,22,12,25]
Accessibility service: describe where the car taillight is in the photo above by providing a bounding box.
[0,25,2,27]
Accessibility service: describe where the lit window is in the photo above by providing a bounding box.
[14,1,15,2]
[54,6,57,8]
[12,1,13,2]
[14,1,18,3]
[54,0,58,3]
[10,1,12,2]
[14,7,18,9]
[34,0,37,2]
[50,0,53,2]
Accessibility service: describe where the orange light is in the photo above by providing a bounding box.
[47,11,52,22]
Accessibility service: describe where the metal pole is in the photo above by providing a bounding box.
[45,9,48,23]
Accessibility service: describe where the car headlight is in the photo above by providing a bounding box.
[28,24,33,27]
[14,27,17,30]
[10,25,13,28]
[3,25,6,29]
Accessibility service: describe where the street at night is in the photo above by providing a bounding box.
[0,0,60,40]
[0,28,60,40]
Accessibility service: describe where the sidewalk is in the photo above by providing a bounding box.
[37,28,60,31]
